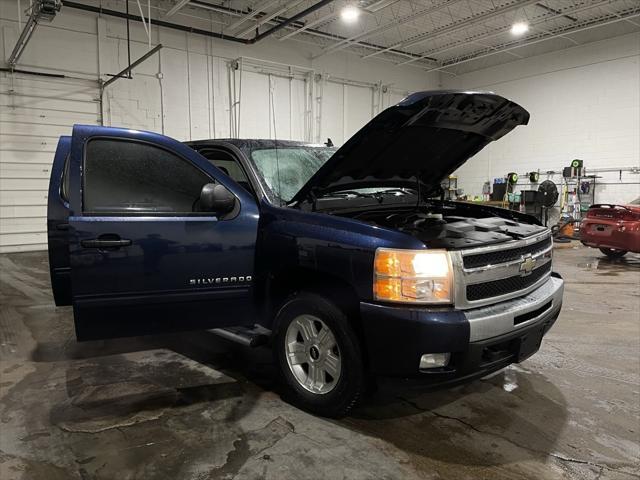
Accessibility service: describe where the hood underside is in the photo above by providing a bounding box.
[291,90,529,204]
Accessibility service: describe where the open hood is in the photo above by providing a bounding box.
[290,90,529,204]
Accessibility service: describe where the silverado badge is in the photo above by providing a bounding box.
[189,276,252,286]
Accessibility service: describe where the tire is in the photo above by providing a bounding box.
[272,291,365,418]
[599,248,627,259]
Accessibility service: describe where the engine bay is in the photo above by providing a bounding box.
[343,203,548,249]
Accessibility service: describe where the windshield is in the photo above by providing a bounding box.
[251,147,335,203]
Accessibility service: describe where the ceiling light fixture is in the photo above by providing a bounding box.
[341,5,360,23]
[511,22,529,35]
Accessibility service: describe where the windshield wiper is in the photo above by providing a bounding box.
[327,188,417,200]
[370,188,416,196]
[325,190,373,198]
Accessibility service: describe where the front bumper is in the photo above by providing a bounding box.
[360,273,563,379]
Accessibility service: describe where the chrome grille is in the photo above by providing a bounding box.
[466,263,552,301]
[451,231,553,309]
[463,236,552,269]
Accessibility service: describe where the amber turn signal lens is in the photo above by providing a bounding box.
[373,277,401,300]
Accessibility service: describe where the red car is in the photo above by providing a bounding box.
[581,198,640,258]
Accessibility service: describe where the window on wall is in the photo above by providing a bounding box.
[83,139,212,214]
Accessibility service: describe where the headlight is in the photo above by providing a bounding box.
[373,248,454,304]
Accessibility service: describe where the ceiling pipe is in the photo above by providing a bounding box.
[187,0,438,61]
[63,0,435,63]
[63,0,331,45]
[253,0,334,42]
[63,0,249,44]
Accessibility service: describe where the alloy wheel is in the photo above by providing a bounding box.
[285,314,342,394]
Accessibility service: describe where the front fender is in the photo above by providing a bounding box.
[256,202,424,301]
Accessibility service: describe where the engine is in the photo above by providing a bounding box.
[345,205,548,249]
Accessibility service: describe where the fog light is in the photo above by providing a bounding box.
[419,353,450,369]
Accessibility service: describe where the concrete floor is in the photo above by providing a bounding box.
[0,245,638,480]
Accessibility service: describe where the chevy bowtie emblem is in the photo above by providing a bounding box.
[519,255,536,276]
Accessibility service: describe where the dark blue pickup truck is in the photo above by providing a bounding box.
[47,91,563,417]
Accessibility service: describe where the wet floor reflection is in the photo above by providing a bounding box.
[340,365,568,470]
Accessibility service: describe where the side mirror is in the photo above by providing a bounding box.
[200,183,236,214]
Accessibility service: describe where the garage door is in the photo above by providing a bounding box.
[0,72,100,253]
[321,82,375,146]
[237,70,309,141]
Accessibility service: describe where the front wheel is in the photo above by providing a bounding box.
[599,248,627,258]
[273,292,365,417]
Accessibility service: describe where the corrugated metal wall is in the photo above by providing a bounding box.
[0,72,100,253]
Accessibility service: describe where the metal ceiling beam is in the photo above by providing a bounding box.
[199,1,436,61]
[237,0,307,38]
[426,9,640,73]
[602,3,640,27]
[534,2,578,22]
[362,0,540,59]
[252,0,336,42]
[227,0,280,31]
[164,0,190,18]
[363,0,401,13]
[278,10,336,40]
[313,0,460,59]
[396,0,620,66]
[63,0,439,65]
[157,0,437,63]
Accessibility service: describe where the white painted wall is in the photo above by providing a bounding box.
[445,33,640,208]
[0,0,437,252]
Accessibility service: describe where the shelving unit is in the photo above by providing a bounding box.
[562,175,598,221]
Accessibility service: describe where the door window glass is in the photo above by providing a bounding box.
[84,139,211,214]
[200,150,253,194]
